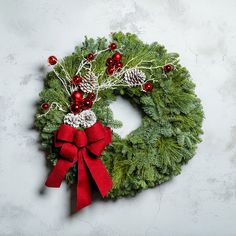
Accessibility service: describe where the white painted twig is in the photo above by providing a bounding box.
[37,102,67,118]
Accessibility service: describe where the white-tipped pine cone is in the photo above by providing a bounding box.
[123,68,146,86]
[64,113,81,128]
[79,72,98,93]
[63,110,97,129]
[78,110,97,128]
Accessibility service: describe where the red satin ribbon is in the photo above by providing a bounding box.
[45,121,113,211]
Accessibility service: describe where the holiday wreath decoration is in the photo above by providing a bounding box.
[35,32,204,211]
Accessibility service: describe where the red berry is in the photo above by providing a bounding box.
[71,91,83,102]
[116,62,123,71]
[71,75,82,84]
[82,98,93,110]
[41,103,49,110]
[70,103,82,114]
[163,64,173,73]
[48,56,57,65]
[86,53,94,61]
[106,66,115,75]
[112,52,122,61]
[87,92,96,101]
[143,82,153,92]
[109,42,117,50]
[106,57,115,66]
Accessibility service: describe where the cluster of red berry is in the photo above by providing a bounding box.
[106,52,123,76]
[41,91,96,114]
[70,91,96,114]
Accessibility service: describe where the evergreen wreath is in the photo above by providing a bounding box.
[35,32,203,210]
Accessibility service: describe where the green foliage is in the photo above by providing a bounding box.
[35,32,204,199]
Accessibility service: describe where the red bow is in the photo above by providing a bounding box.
[45,121,113,211]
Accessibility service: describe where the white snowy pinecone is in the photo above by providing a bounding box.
[64,113,81,128]
[63,110,97,129]
[123,68,146,86]
[78,110,97,128]
[79,72,98,93]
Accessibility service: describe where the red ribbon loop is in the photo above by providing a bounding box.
[45,121,113,211]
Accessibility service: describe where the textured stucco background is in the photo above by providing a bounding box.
[0,0,236,235]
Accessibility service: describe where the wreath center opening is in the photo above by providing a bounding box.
[110,96,142,138]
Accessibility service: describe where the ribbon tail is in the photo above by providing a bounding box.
[76,150,92,210]
[45,159,75,188]
[83,150,113,197]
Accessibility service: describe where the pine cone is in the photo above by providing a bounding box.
[79,72,98,93]
[78,110,97,128]
[63,110,97,129]
[64,113,81,128]
[123,68,146,86]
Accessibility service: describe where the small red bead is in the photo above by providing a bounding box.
[116,62,123,71]
[109,42,117,50]
[112,52,122,61]
[48,56,57,65]
[163,64,173,73]
[106,57,115,66]
[71,75,82,84]
[70,103,82,114]
[82,98,93,110]
[87,92,96,101]
[106,66,115,75]
[86,53,94,61]
[41,103,49,110]
[71,91,83,102]
[143,82,153,92]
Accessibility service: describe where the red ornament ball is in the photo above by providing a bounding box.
[82,98,93,110]
[106,66,115,75]
[48,56,57,65]
[143,82,153,92]
[86,53,94,61]
[70,103,82,114]
[112,52,122,62]
[41,103,49,110]
[72,75,82,84]
[71,91,83,102]
[116,62,123,70]
[106,57,115,66]
[163,64,173,73]
[109,42,117,50]
[87,92,96,101]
